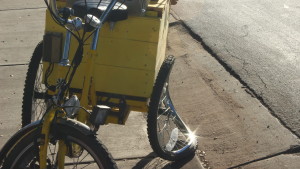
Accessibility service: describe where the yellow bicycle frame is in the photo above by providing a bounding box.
[39,108,56,168]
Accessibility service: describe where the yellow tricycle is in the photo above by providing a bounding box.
[0,0,197,168]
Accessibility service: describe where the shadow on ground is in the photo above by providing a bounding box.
[132,152,196,169]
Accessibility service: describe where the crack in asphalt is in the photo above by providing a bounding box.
[257,74,268,89]
[224,47,244,63]
[227,145,300,169]
[223,47,254,78]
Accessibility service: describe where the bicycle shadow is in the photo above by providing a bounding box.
[132,152,196,169]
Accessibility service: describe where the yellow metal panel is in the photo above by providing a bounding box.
[95,37,158,71]
[126,101,148,112]
[98,16,160,43]
[42,62,154,99]
[93,65,155,98]
[145,11,159,17]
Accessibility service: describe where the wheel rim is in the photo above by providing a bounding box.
[31,62,47,122]
[157,81,196,154]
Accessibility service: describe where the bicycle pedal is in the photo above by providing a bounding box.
[89,105,110,129]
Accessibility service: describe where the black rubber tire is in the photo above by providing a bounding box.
[0,121,41,167]
[147,55,197,161]
[3,123,118,169]
[22,41,46,127]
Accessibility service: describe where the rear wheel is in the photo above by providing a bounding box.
[3,122,117,169]
[147,56,197,161]
[22,41,48,127]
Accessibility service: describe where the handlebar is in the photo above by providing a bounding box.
[47,0,119,30]
[46,0,120,61]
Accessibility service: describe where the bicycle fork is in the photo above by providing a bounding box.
[39,109,67,169]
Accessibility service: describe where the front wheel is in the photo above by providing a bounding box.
[147,56,197,161]
[3,122,118,169]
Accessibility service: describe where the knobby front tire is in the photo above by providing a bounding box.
[3,122,118,169]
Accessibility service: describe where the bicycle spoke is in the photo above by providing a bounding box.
[49,143,58,166]
[76,152,91,168]
[157,108,171,120]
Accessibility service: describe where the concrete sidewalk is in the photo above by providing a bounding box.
[0,1,204,168]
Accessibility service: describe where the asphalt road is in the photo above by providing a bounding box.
[173,0,300,136]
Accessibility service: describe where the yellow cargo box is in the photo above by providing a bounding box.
[43,0,170,113]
